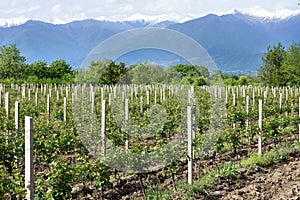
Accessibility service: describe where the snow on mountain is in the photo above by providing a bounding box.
[0,10,299,72]
[0,16,31,27]
[123,13,196,24]
[1,8,299,27]
[231,7,300,21]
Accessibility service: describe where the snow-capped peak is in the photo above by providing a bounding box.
[230,7,300,20]
[0,16,31,27]
[123,13,196,24]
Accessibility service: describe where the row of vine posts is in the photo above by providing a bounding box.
[1,83,300,198]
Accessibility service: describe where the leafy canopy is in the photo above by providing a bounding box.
[0,44,27,79]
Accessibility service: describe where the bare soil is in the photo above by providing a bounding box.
[72,134,300,199]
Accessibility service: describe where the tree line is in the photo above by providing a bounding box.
[0,42,299,86]
[258,42,300,86]
[0,44,74,84]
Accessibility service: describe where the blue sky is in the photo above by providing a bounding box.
[1,0,300,26]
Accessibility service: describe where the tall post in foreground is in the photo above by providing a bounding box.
[187,106,193,185]
[15,101,20,137]
[5,92,10,119]
[125,99,129,150]
[47,94,50,124]
[15,101,20,166]
[101,100,106,155]
[63,97,67,125]
[299,97,300,142]
[258,99,263,155]
[35,92,38,106]
[246,95,249,141]
[25,116,34,200]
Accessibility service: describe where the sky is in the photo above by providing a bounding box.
[0,0,300,26]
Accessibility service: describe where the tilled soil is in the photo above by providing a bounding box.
[72,134,300,199]
[207,157,300,200]
[98,152,300,200]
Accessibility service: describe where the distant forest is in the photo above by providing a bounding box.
[0,42,299,86]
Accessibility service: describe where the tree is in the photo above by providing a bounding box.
[282,43,300,86]
[27,61,48,79]
[169,64,209,85]
[170,64,209,78]
[99,60,127,85]
[48,59,73,80]
[258,43,286,86]
[0,44,27,79]
[84,59,128,85]
[238,76,248,85]
[130,62,165,85]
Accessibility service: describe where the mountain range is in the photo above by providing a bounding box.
[1,10,300,73]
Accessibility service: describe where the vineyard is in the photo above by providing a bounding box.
[1,84,300,199]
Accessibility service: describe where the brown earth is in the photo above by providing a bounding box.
[72,134,300,199]
[208,156,300,200]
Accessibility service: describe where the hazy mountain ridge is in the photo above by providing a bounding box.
[0,12,299,72]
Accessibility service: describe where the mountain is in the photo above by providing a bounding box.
[0,19,153,67]
[0,11,300,72]
[168,11,300,71]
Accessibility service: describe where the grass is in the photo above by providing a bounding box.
[241,141,300,168]
[146,141,300,199]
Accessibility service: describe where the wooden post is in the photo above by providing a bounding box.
[258,99,263,155]
[225,89,228,108]
[47,94,50,124]
[113,86,117,99]
[285,89,289,117]
[28,89,31,101]
[252,89,255,107]
[146,90,150,110]
[246,95,249,139]
[264,90,267,103]
[125,99,129,150]
[299,97,300,142]
[279,93,283,112]
[65,86,68,98]
[91,91,95,113]
[63,97,67,125]
[140,96,143,115]
[233,93,236,107]
[5,92,10,119]
[35,91,38,106]
[101,100,106,155]
[233,93,236,129]
[101,87,104,100]
[22,86,26,99]
[160,89,163,102]
[56,90,59,101]
[72,93,75,106]
[187,106,193,185]
[154,89,157,105]
[25,116,34,200]
[44,85,46,96]
[15,101,20,137]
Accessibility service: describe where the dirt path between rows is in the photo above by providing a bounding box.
[208,157,300,200]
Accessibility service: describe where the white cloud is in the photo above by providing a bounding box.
[49,13,88,24]
[72,4,81,12]
[0,5,40,15]
[0,0,300,25]
[51,4,62,13]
